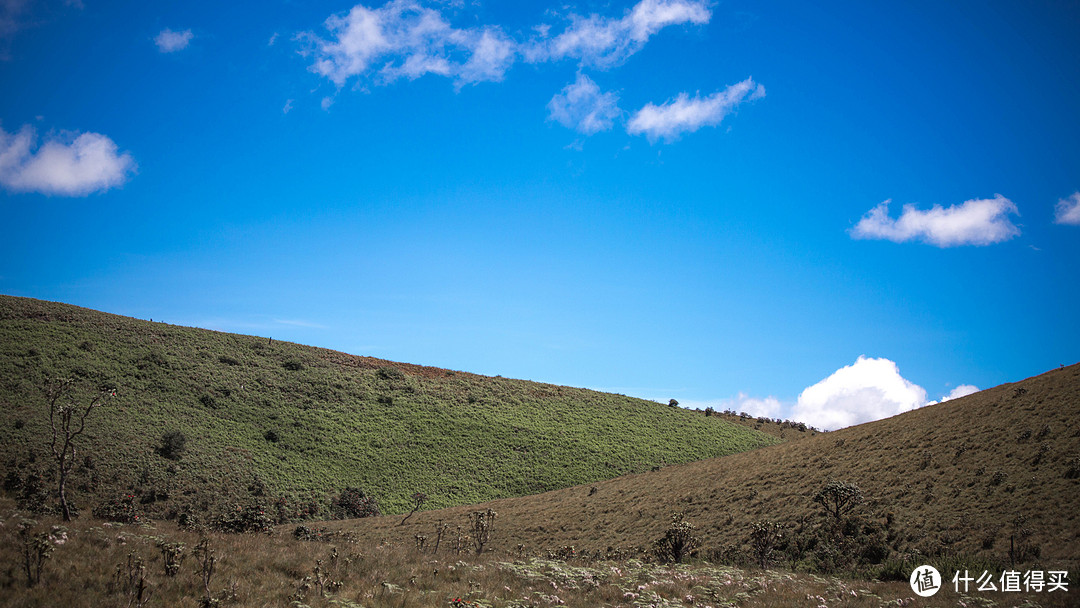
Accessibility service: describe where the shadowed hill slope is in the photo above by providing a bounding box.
[335,364,1080,565]
[0,295,781,518]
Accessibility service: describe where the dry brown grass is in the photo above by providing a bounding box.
[4,504,1074,608]
[329,364,1080,566]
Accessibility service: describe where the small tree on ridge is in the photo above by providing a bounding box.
[44,379,116,521]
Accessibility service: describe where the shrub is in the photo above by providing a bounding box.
[283,360,304,371]
[263,430,279,443]
[668,399,679,408]
[158,430,187,460]
[470,508,497,555]
[652,512,700,563]
[1066,456,1080,479]
[377,366,404,380]
[94,494,142,523]
[198,394,216,408]
[217,355,240,366]
[159,540,186,577]
[749,520,784,568]
[18,521,64,588]
[333,487,380,519]
[704,407,715,416]
[813,480,863,520]
[209,503,274,534]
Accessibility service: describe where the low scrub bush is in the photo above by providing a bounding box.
[652,512,700,563]
[94,493,142,523]
[158,430,186,461]
[209,503,274,534]
[333,487,380,519]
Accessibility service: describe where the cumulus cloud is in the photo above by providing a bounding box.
[790,356,929,431]
[154,28,193,53]
[931,384,979,405]
[626,77,765,141]
[1055,191,1080,225]
[527,0,711,68]
[547,74,620,135]
[724,393,783,419]
[0,124,136,196]
[304,0,516,88]
[851,194,1020,247]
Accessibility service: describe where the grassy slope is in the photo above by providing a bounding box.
[0,295,781,515]
[329,364,1080,565]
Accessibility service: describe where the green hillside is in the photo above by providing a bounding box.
[0,295,781,521]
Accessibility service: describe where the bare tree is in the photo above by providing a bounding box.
[399,492,428,526]
[44,379,116,521]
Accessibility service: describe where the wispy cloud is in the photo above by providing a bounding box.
[526,0,711,68]
[627,77,765,141]
[547,73,620,135]
[0,0,29,42]
[303,0,515,88]
[0,124,136,196]
[851,194,1020,247]
[302,1,761,141]
[154,27,193,53]
[304,0,710,88]
[273,318,328,329]
[1054,191,1080,225]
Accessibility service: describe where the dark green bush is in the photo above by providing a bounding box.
[209,503,274,534]
[333,487,380,519]
[93,493,142,523]
[652,512,700,563]
[158,430,187,460]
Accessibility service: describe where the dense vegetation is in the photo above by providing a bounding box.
[0,295,780,523]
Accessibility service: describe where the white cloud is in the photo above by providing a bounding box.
[305,0,516,88]
[547,73,620,135]
[154,28,193,53]
[724,393,783,419]
[1054,191,1080,225]
[282,99,294,114]
[937,384,979,403]
[529,0,711,68]
[791,356,928,431]
[0,124,136,196]
[626,77,764,141]
[851,194,1020,247]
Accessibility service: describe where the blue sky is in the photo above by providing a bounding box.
[2,0,1078,429]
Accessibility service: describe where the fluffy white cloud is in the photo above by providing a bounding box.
[305,0,516,88]
[154,28,193,53]
[626,78,764,141]
[851,195,1020,247]
[0,124,136,196]
[528,0,711,68]
[791,356,928,431]
[1055,191,1080,225]
[724,393,783,419]
[547,74,620,135]
[936,384,979,404]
